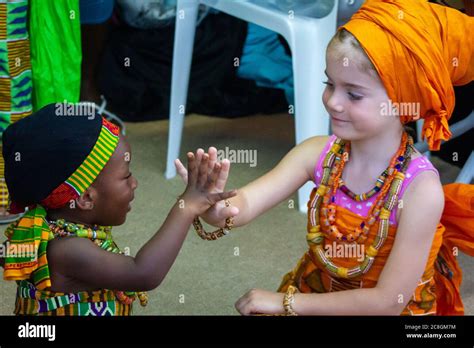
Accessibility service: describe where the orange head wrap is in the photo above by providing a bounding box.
[342,0,474,150]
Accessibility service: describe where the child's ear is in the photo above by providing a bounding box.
[75,188,97,210]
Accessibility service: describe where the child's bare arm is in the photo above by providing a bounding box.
[48,202,197,291]
[48,152,236,292]
[229,136,328,227]
[175,136,329,228]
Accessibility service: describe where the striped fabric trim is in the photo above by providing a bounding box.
[0,3,6,41]
[3,206,53,289]
[0,78,11,112]
[14,280,132,316]
[64,118,119,196]
[9,109,30,124]
[0,153,7,205]
[7,39,31,77]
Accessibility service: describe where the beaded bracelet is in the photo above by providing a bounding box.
[193,200,234,240]
[283,285,298,316]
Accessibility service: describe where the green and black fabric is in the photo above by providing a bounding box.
[0,0,33,212]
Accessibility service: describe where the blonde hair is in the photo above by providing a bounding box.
[327,29,377,76]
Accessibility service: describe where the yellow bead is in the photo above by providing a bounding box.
[307,232,324,241]
[316,185,328,196]
[379,208,390,220]
[309,226,320,233]
[336,267,349,278]
[395,172,405,180]
[331,144,341,153]
[366,245,378,257]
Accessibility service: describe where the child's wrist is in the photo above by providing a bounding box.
[176,193,200,218]
[192,200,234,241]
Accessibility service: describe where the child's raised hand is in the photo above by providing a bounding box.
[180,151,237,216]
[175,148,239,225]
[175,147,218,186]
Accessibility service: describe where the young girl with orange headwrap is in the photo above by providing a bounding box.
[176,0,474,315]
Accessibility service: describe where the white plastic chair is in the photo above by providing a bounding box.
[414,111,474,184]
[166,0,341,213]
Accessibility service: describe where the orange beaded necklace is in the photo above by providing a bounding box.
[307,132,414,279]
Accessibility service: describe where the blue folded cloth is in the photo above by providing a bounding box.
[237,23,294,106]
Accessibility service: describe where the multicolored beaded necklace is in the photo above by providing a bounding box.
[307,132,414,279]
[48,219,148,307]
[339,169,389,202]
